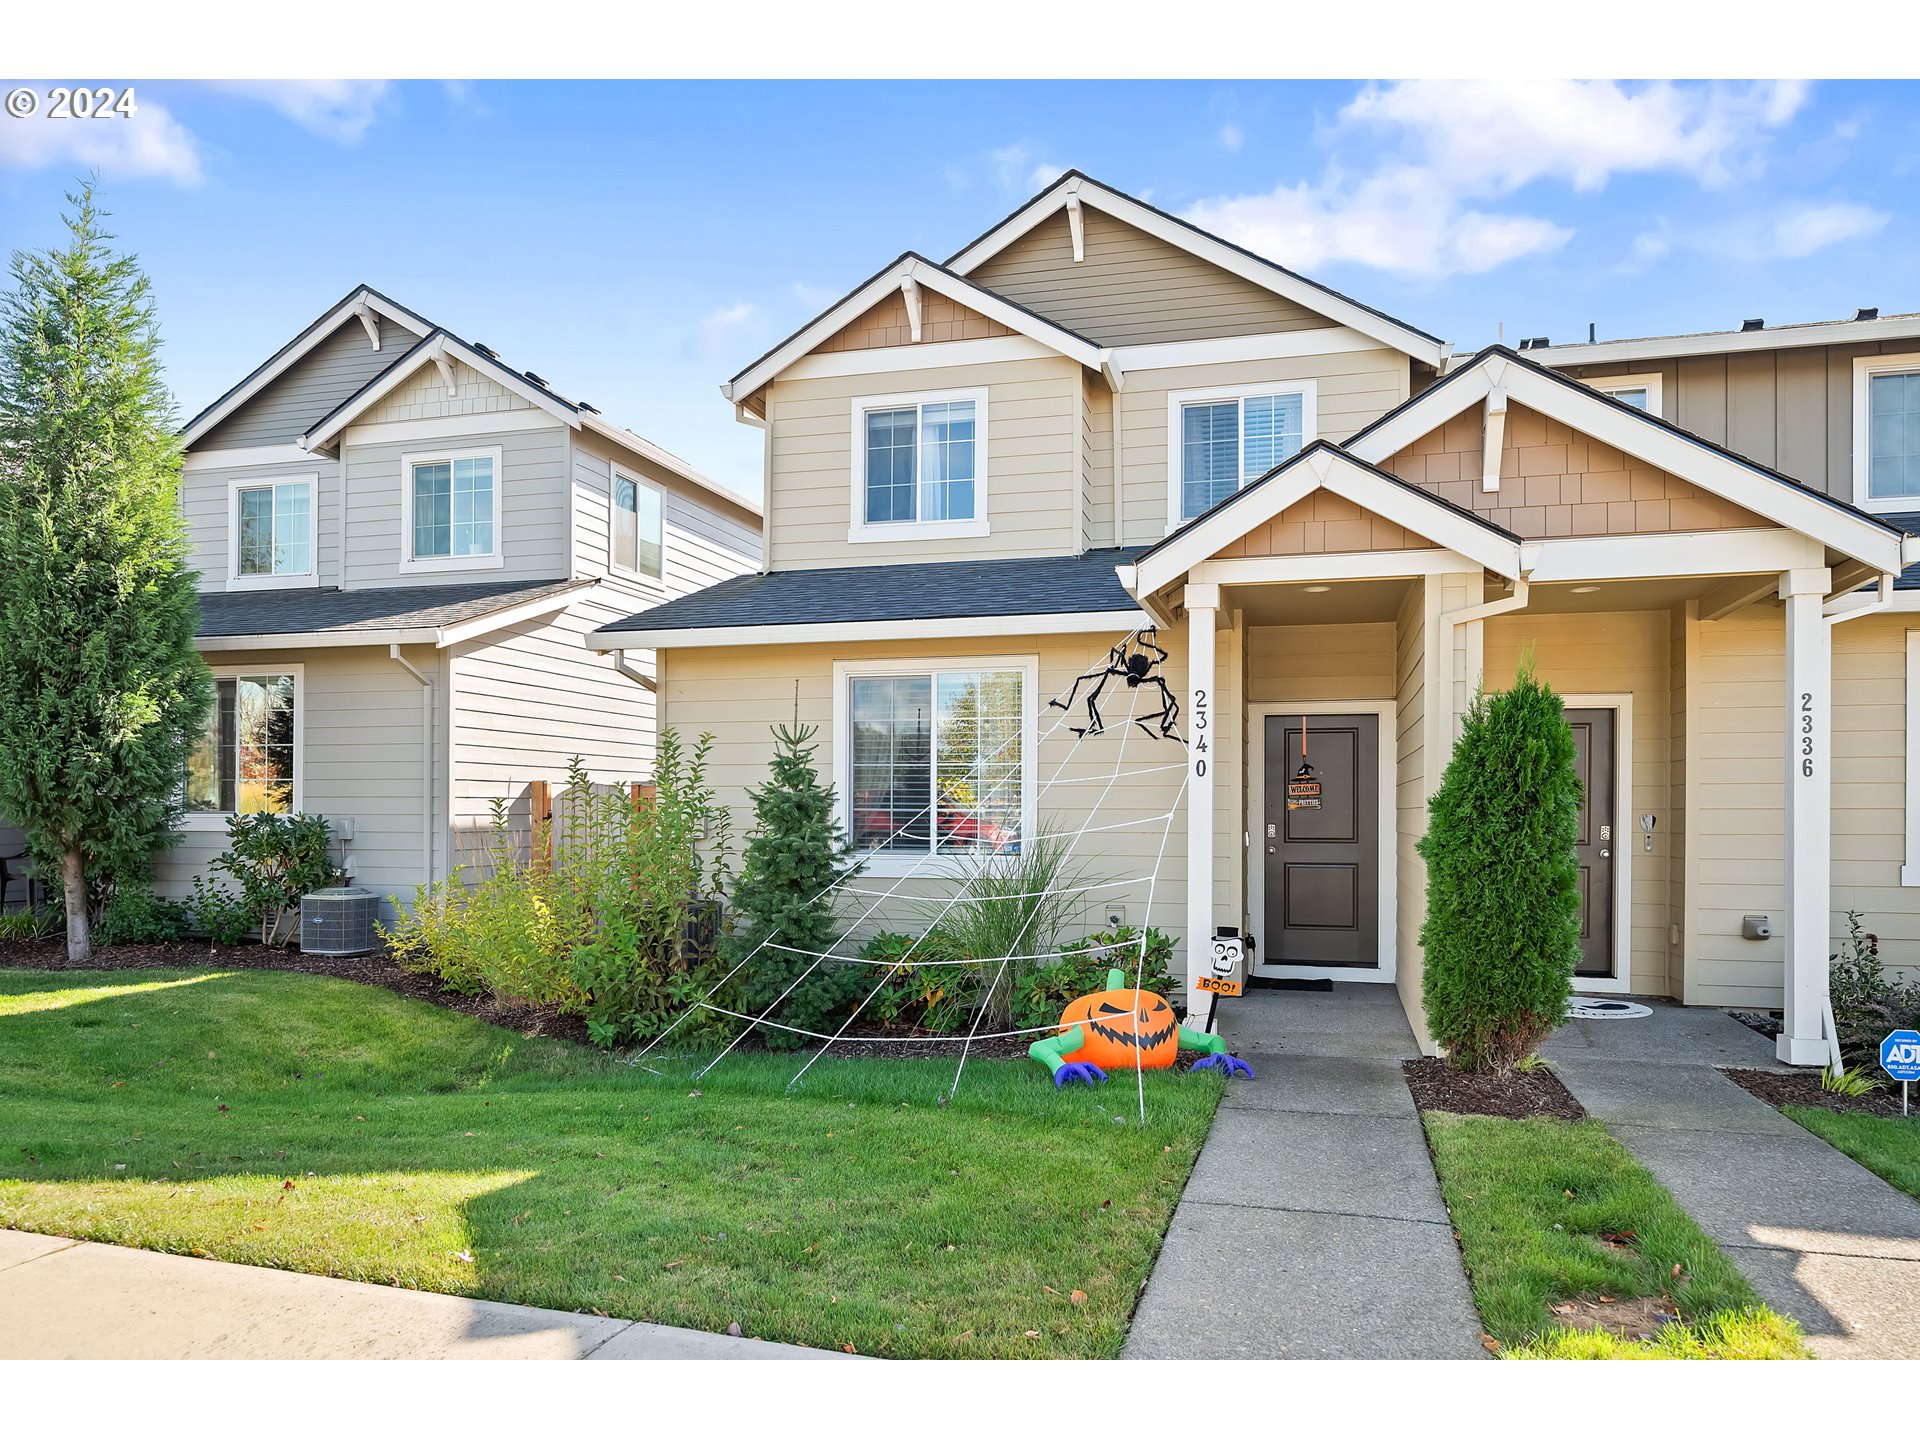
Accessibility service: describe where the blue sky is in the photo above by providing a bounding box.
[2,79,1914,502]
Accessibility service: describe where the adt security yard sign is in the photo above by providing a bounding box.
[1880,1029,1920,1115]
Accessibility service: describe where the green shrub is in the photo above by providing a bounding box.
[1013,924,1176,1032]
[860,929,977,1033]
[0,907,57,941]
[934,830,1092,1030]
[1418,661,1582,1072]
[1829,910,1920,1064]
[94,882,188,945]
[727,724,865,1050]
[188,813,341,947]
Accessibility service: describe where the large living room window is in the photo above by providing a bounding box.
[1855,355,1920,512]
[833,656,1035,872]
[228,476,316,588]
[401,445,503,570]
[184,670,301,823]
[1167,381,1316,528]
[848,388,989,542]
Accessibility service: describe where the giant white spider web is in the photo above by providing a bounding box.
[627,629,1191,1121]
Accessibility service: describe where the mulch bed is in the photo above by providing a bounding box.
[1731,1010,1784,1043]
[1724,1066,1915,1119]
[1403,1056,1587,1121]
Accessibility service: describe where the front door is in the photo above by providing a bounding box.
[1565,707,1617,980]
[1261,713,1380,971]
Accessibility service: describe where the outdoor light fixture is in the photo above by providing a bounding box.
[1302,584,1332,592]
[1570,585,1602,594]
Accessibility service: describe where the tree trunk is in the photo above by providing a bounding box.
[62,849,91,964]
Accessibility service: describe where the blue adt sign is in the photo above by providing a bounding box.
[1880,1029,1920,1083]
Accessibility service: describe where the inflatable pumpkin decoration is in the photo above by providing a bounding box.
[1030,967,1254,1088]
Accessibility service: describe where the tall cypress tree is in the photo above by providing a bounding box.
[0,186,212,961]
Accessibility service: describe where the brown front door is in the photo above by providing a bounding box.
[1263,713,1380,969]
[1565,707,1617,980]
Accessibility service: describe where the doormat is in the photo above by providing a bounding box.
[1567,997,1653,1020]
[1251,976,1333,992]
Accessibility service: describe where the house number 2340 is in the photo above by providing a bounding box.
[1799,692,1816,778]
[1192,687,1210,778]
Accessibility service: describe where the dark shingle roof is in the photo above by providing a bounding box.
[595,551,1145,636]
[196,578,587,640]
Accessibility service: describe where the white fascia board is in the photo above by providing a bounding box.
[1190,550,1483,586]
[584,608,1149,652]
[198,627,440,653]
[721,257,1106,403]
[1110,326,1384,374]
[946,177,1447,368]
[1132,461,1324,597]
[338,409,564,447]
[303,335,578,454]
[1520,529,1826,583]
[779,334,1058,383]
[1345,364,1497,466]
[182,290,431,448]
[182,444,319,472]
[434,585,591,648]
[1529,314,1920,368]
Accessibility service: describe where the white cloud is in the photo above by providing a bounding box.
[1626,200,1888,270]
[1217,123,1244,153]
[1184,80,1817,279]
[208,81,391,143]
[0,88,202,183]
[1770,201,1887,257]
[788,281,838,310]
[696,301,762,358]
[987,141,1063,196]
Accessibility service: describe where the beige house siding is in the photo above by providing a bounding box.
[1559,340,1920,499]
[969,208,1336,347]
[1082,374,1111,550]
[1382,403,1770,540]
[183,454,343,593]
[815,290,1014,353]
[762,355,1083,570]
[1393,579,1430,1043]
[1220,491,1437,560]
[198,314,416,450]
[1247,622,1399,704]
[1116,349,1412,547]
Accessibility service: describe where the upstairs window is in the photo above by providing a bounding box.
[1867,367,1920,504]
[849,388,989,542]
[228,476,315,588]
[401,446,502,570]
[612,469,664,580]
[184,671,299,821]
[1594,374,1663,415]
[1168,382,1316,527]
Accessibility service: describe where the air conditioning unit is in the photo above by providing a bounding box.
[300,886,379,957]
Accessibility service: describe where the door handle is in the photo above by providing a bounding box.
[1599,848,1610,858]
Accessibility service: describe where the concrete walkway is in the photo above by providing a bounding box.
[0,1229,848,1360]
[1124,986,1484,1359]
[1544,1002,1920,1359]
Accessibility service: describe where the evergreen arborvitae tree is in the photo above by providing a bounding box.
[726,723,865,1050]
[0,186,212,961]
[1417,660,1582,1072]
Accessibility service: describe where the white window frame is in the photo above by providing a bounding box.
[181,664,306,831]
[847,387,991,544]
[226,473,319,590]
[1165,379,1319,533]
[1593,373,1664,417]
[830,653,1038,878]
[1852,353,1920,515]
[608,465,666,585]
[398,444,505,573]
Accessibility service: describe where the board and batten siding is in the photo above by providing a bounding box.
[150,645,448,918]
[968,208,1337,347]
[763,355,1083,570]
[182,454,344,593]
[1559,339,1920,500]
[198,314,417,450]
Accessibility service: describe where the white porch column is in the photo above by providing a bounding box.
[1778,567,1833,1066]
[1184,584,1221,1021]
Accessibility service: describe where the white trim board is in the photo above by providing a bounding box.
[224,473,321,592]
[179,663,307,830]
[396,444,506,575]
[585,607,1150,652]
[183,444,317,472]
[1527,312,1920,367]
[846,386,991,545]
[1561,693,1636,996]
[338,409,563,448]
[304,336,575,453]
[1589,372,1666,418]
[1163,379,1319,535]
[1851,352,1920,516]
[1903,628,1920,888]
[1244,700,1398,985]
[779,335,1057,383]
[1112,327,1384,375]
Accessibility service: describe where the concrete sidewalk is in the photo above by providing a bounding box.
[1123,987,1484,1359]
[1544,1002,1920,1360]
[0,1229,849,1360]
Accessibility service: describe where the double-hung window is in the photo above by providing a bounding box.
[834,657,1035,872]
[184,670,301,823]
[1856,356,1920,511]
[849,388,989,541]
[1167,381,1316,527]
[611,468,664,580]
[401,446,502,570]
[228,475,316,588]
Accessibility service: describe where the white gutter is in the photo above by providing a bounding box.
[612,648,657,693]
[1825,573,1895,624]
[389,644,437,888]
[584,607,1150,651]
[200,627,439,653]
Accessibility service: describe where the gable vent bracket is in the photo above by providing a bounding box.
[1066,194,1086,263]
[426,338,458,398]
[351,300,381,350]
[899,275,922,343]
[1482,385,1509,493]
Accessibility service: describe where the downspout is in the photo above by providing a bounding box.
[390,645,435,886]
[1436,577,1532,735]
[613,647,657,693]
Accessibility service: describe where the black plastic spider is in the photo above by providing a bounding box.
[1050,630,1181,740]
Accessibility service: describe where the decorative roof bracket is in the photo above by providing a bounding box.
[899,275,922,343]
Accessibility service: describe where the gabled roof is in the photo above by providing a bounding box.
[945,171,1450,369]
[180,285,433,447]
[1125,441,1523,599]
[1345,345,1908,573]
[720,253,1110,403]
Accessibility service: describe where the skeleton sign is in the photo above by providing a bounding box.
[1050,629,1181,740]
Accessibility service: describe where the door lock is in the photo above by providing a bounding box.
[1599,824,1611,842]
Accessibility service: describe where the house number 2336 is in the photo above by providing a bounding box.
[1192,687,1210,778]
[1799,692,1816,778]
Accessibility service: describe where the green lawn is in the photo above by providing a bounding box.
[1422,1113,1807,1358]
[0,967,1222,1359]
[1786,1107,1920,1202]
